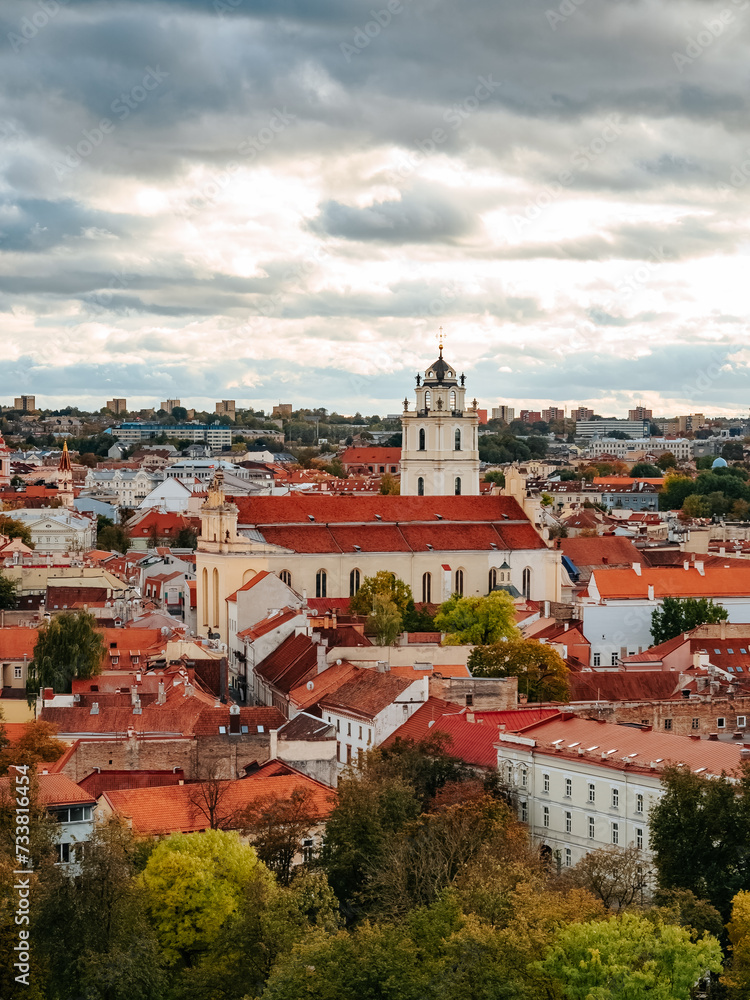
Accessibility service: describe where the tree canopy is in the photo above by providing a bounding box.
[469,638,569,701]
[434,592,520,646]
[27,611,105,695]
[650,596,728,645]
[349,571,412,618]
[0,571,17,611]
[0,514,33,548]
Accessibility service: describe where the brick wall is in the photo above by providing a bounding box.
[570,696,750,737]
[196,733,272,779]
[47,586,108,608]
[429,675,518,710]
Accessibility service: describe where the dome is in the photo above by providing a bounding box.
[712,456,728,469]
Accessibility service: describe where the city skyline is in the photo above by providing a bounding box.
[2,0,750,415]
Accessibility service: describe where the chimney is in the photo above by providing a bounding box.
[130,687,138,706]
[466,712,475,723]
[720,620,727,640]
[683,560,690,571]
[90,702,99,715]
[633,563,641,576]
[376,660,389,673]
[543,600,551,619]
[648,585,655,601]
[720,546,726,556]
[157,681,166,705]
[269,727,278,759]
[564,622,569,631]
[317,642,328,674]
[695,560,704,576]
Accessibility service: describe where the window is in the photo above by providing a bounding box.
[316,569,327,599]
[636,827,643,849]
[349,568,361,597]
[543,773,550,793]
[455,568,464,596]
[610,653,618,666]
[367,729,372,744]
[522,567,531,599]
[336,719,340,732]
[588,782,595,803]
[302,838,315,863]
[454,476,461,495]
[57,843,71,865]
[521,800,528,823]
[636,793,644,814]
[419,428,426,450]
[506,763,513,784]
[465,693,473,706]
[454,427,461,451]
[521,768,528,787]
[565,777,572,797]
[611,788,619,809]
[593,652,601,667]
[565,811,572,833]
[422,572,432,604]
[14,665,22,679]
[739,716,747,728]
[424,390,431,409]
[417,476,425,496]
[664,719,672,731]
[279,569,291,586]
[450,390,457,409]
[692,717,699,729]
[359,725,363,739]
[346,745,352,764]
[565,847,572,867]
[347,722,351,736]
[489,568,498,591]
[717,717,726,729]
[543,806,550,828]
[588,816,595,839]
[612,822,619,845]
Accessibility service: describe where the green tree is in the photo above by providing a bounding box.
[469,638,569,702]
[681,493,709,518]
[732,498,750,520]
[538,912,722,1000]
[0,515,33,548]
[650,597,728,645]
[483,470,505,487]
[97,516,130,553]
[378,732,473,811]
[27,611,105,695]
[726,890,750,998]
[434,592,520,646]
[378,472,400,495]
[139,829,272,967]
[0,572,17,610]
[350,571,412,617]
[0,721,66,775]
[629,462,662,478]
[366,594,403,645]
[659,473,697,511]
[649,764,750,920]
[656,451,677,470]
[174,526,198,549]
[238,785,319,887]
[34,818,166,1000]
[722,441,745,461]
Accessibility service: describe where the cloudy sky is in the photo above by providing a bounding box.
[1,0,750,417]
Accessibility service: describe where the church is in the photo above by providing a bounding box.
[196,345,562,641]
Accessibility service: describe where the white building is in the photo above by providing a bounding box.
[9,508,97,554]
[580,437,693,461]
[400,343,480,497]
[83,468,164,507]
[497,714,744,868]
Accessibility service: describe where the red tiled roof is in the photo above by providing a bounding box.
[101,765,334,836]
[340,447,402,466]
[78,769,186,796]
[237,607,300,641]
[561,537,643,568]
[255,633,318,694]
[191,706,285,736]
[0,628,38,659]
[507,714,745,776]
[3,723,31,744]
[1,771,96,806]
[569,672,682,701]
[289,660,359,712]
[592,566,750,600]
[318,668,413,719]
[380,696,463,743]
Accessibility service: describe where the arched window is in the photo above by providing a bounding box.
[417,476,425,496]
[212,567,220,628]
[489,568,497,591]
[522,567,531,599]
[419,428,426,451]
[450,390,456,409]
[454,427,461,451]
[455,568,464,596]
[202,567,208,626]
[454,477,461,495]
[279,570,292,586]
[349,568,361,597]
[422,572,432,604]
[316,569,327,599]
[424,390,431,409]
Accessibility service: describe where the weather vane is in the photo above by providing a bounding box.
[438,326,444,356]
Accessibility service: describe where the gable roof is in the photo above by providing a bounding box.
[1,772,95,807]
[591,565,750,600]
[318,668,413,719]
[561,536,643,569]
[254,632,318,694]
[226,570,273,603]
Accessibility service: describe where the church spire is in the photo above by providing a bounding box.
[58,440,72,472]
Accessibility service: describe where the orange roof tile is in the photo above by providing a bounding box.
[1,771,95,806]
[289,660,359,712]
[592,565,750,600]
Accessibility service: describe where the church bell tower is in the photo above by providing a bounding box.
[400,334,480,496]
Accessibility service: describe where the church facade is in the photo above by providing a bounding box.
[195,348,560,642]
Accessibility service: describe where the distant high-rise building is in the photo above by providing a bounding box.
[106,398,127,414]
[272,403,293,418]
[160,398,181,412]
[542,406,565,423]
[215,400,236,418]
[491,405,515,422]
[628,406,653,422]
[572,406,594,421]
[519,410,542,424]
[14,395,35,412]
